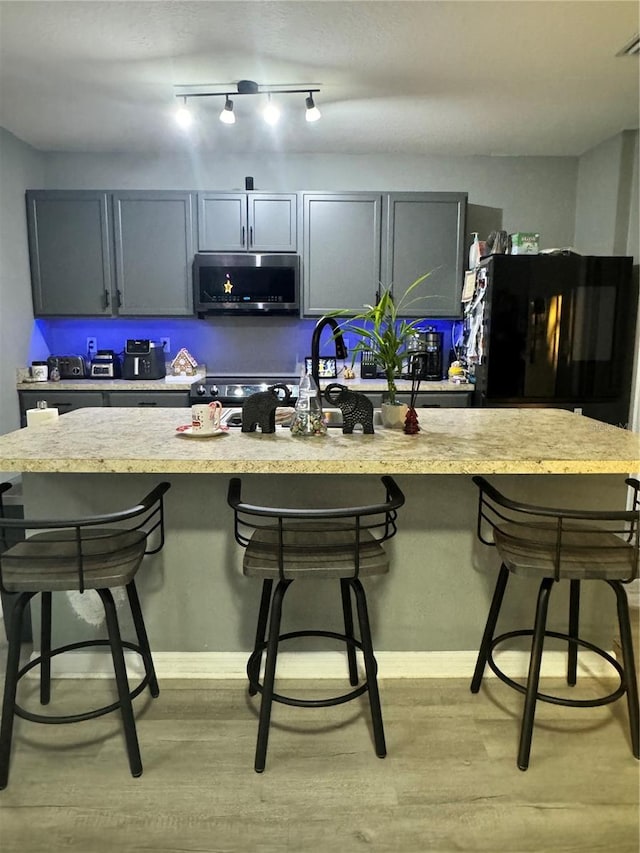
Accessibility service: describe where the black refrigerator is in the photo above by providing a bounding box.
[464,254,637,426]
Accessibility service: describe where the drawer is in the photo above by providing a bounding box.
[108,391,189,408]
[19,390,104,425]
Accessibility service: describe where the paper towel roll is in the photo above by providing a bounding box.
[26,407,59,426]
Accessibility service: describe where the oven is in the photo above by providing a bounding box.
[189,376,300,406]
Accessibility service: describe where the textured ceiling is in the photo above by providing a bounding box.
[0,1,638,157]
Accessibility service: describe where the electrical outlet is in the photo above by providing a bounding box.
[160,337,170,353]
[86,337,97,355]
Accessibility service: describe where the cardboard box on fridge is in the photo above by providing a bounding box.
[510,232,539,254]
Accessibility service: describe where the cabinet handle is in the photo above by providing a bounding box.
[104,289,110,309]
[138,402,157,407]
[117,290,122,308]
[241,225,246,246]
[249,225,253,247]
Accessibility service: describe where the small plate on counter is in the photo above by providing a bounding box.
[175,425,229,438]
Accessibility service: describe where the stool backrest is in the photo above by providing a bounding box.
[0,482,170,593]
[227,476,405,580]
[472,476,639,582]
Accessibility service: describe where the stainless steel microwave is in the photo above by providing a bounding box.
[193,253,300,316]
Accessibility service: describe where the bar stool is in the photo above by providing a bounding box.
[0,480,170,789]
[470,475,640,770]
[227,475,405,772]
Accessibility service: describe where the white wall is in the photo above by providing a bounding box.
[0,129,43,467]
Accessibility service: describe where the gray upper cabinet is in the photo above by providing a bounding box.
[302,193,383,316]
[27,190,196,317]
[382,192,467,317]
[198,192,297,252]
[113,191,195,316]
[27,191,114,316]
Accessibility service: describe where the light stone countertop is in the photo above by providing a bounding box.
[0,406,637,475]
[16,377,473,394]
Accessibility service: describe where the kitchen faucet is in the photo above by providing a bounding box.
[310,316,348,390]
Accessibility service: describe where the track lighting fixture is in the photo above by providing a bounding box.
[219,96,235,124]
[173,80,322,127]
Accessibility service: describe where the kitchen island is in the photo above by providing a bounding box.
[0,407,637,672]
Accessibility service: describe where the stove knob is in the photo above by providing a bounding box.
[195,384,206,396]
[210,385,219,397]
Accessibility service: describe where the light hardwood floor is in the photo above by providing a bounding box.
[0,669,638,853]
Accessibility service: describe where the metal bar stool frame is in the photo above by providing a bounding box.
[470,475,640,770]
[228,475,405,773]
[0,480,170,789]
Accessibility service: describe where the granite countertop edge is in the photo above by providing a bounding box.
[16,378,474,393]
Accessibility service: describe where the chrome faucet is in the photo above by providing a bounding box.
[310,316,348,390]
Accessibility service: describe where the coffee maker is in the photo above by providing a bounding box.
[405,330,444,381]
[122,339,166,380]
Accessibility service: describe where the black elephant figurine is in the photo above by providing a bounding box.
[324,383,375,434]
[241,384,292,433]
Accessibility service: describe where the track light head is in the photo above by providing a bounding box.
[219,96,235,124]
[305,94,321,122]
[263,94,280,126]
[175,97,193,130]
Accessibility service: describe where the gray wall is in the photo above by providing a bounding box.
[43,150,578,249]
[574,130,639,258]
[0,129,44,473]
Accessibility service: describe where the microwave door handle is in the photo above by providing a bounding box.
[134,356,139,374]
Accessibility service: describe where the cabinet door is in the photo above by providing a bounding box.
[19,391,104,425]
[113,192,195,316]
[108,392,189,407]
[302,193,382,316]
[248,193,297,251]
[383,193,467,318]
[26,191,114,316]
[198,193,247,250]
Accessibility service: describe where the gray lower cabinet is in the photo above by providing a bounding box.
[19,390,105,425]
[383,193,467,317]
[27,191,114,316]
[26,190,196,317]
[198,192,297,252]
[108,392,189,407]
[112,192,196,315]
[302,193,383,315]
[19,389,190,423]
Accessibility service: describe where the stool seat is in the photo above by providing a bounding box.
[243,522,389,579]
[494,521,636,580]
[1,528,147,592]
[0,481,170,790]
[228,475,405,773]
[470,475,640,771]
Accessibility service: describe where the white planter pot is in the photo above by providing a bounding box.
[380,402,408,429]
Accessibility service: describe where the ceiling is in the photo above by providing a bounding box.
[0,1,638,157]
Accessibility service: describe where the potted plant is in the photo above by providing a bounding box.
[327,272,434,428]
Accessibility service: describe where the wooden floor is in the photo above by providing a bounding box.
[0,667,638,853]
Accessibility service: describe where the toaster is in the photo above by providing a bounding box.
[48,355,87,379]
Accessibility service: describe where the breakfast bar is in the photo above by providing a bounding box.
[0,407,638,666]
